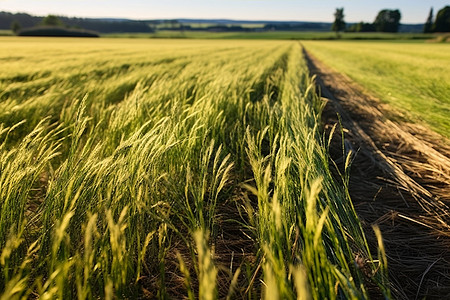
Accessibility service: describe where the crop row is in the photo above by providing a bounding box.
[0,39,389,299]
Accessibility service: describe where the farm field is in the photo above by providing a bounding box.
[302,40,450,139]
[306,47,450,299]
[0,38,390,299]
[106,30,434,41]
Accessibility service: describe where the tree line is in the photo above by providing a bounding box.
[2,7,449,36]
[333,6,450,34]
[423,6,450,33]
[1,11,153,35]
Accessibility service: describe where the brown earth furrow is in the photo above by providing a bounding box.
[304,48,450,299]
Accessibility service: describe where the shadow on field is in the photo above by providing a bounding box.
[304,48,450,299]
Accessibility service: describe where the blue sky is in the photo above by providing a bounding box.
[0,0,448,23]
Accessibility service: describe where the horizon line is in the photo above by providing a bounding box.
[1,10,426,25]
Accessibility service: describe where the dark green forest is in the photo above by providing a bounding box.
[0,11,152,33]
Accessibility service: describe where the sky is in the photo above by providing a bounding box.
[0,0,448,23]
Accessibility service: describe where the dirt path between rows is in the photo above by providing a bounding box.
[304,49,450,299]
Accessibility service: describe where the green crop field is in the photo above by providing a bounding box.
[106,30,433,41]
[303,40,450,138]
[0,37,390,299]
[0,30,12,36]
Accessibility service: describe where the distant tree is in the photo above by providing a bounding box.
[41,15,64,27]
[360,22,376,32]
[11,20,21,34]
[346,23,358,32]
[424,8,434,33]
[374,9,401,32]
[433,6,450,32]
[347,22,375,32]
[170,20,179,29]
[332,8,346,37]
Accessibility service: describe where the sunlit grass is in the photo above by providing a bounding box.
[0,37,389,299]
[303,40,450,138]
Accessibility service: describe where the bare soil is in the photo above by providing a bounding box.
[304,49,450,299]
